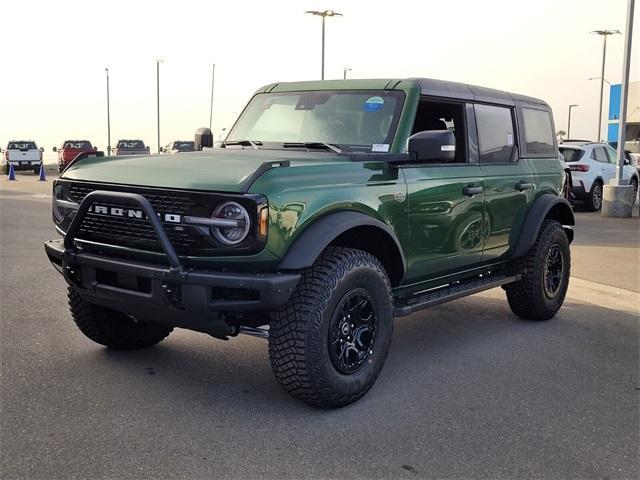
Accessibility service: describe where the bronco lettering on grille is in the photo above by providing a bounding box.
[89,205,182,223]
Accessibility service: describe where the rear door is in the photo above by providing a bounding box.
[475,103,534,261]
[591,146,615,183]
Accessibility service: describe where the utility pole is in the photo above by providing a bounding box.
[306,10,342,80]
[616,0,634,182]
[591,29,620,141]
[105,67,111,155]
[567,104,578,139]
[209,64,215,130]
[156,59,163,154]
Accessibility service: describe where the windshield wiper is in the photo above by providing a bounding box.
[223,140,262,149]
[282,142,343,154]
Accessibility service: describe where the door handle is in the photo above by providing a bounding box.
[463,185,483,196]
[515,181,533,191]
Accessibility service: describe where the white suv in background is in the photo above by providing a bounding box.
[559,141,639,211]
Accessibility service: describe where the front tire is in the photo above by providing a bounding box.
[505,220,570,321]
[68,288,172,349]
[630,177,638,205]
[268,247,394,408]
[586,180,603,211]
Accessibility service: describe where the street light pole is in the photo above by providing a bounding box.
[209,63,215,130]
[591,29,620,141]
[105,67,111,155]
[616,0,634,182]
[343,67,351,79]
[567,104,578,139]
[156,59,162,154]
[305,10,342,80]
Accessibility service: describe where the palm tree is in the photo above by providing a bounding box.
[557,130,567,141]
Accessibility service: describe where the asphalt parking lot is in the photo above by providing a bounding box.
[1,173,638,480]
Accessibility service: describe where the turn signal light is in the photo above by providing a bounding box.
[258,206,269,237]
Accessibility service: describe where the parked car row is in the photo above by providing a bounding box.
[559,140,639,211]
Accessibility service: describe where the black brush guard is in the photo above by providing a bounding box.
[45,191,299,338]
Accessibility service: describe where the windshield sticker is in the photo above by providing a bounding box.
[507,133,513,146]
[364,96,385,112]
[372,144,390,152]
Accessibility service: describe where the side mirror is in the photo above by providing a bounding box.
[52,146,57,152]
[624,158,630,165]
[408,130,456,162]
[195,127,214,150]
[40,147,45,152]
[146,146,150,153]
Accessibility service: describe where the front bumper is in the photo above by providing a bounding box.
[45,189,299,338]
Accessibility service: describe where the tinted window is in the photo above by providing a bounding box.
[8,142,36,150]
[475,104,515,163]
[590,147,608,163]
[522,108,555,155]
[118,140,145,149]
[559,148,584,162]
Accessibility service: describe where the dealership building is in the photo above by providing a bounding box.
[608,81,640,152]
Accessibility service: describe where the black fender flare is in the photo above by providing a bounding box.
[512,194,575,258]
[277,211,406,277]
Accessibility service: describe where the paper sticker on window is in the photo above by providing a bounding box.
[372,144,390,152]
[441,145,455,151]
[364,96,385,112]
[507,133,513,146]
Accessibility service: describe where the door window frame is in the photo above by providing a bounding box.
[472,101,519,165]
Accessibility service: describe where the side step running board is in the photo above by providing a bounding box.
[394,274,521,317]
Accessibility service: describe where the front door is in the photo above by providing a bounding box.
[402,98,485,283]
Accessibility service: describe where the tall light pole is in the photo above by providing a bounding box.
[209,63,215,130]
[305,10,342,80]
[343,66,351,79]
[567,104,578,139]
[616,0,634,182]
[591,29,620,141]
[156,59,163,154]
[105,67,111,155]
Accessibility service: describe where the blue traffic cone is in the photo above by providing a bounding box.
[7,163,16,180]
[38,163,47,181]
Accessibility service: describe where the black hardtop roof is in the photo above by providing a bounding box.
[409,77,549,107]
[261,78,550,108]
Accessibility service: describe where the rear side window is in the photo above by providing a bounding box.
[475,104,515,163]
[522,108,555,155]
[559,148,584,162]
[590,147,608,163]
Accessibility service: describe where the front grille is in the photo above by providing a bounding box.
[60,181,261,256]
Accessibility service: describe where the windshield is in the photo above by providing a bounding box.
[559,148,585,162]
[227,90,405,151]
[8,142,36,150]
[118,140,145,149]
[64,141,92,149]
[173,141,194,151]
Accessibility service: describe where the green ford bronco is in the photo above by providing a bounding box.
[45,78,574,408]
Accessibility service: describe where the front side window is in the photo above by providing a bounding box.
[227,90,405,151]
[475,104,515,163]
[522,108,555,155]
[605,146,619,164]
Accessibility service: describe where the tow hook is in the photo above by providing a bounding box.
[162,282,182,308]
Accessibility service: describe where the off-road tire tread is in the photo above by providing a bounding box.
[268,247,392,408]
[68,288,172,349]
[505,220,570,321]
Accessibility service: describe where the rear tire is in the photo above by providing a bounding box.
[68,288,172,349]
[3,164,8,175]
[33,167,40,175]
[268,247,394,408]
[505,220,570,321]
[586,180,603,211]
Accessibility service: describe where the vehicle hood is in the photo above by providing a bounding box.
[61,149,346,192]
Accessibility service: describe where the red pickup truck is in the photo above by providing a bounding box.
[55,140,97,172]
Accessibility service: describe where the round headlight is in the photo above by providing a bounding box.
[211,201,250,245]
